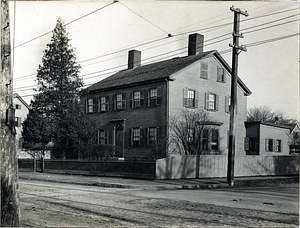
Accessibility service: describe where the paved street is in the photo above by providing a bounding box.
[20,179,299,227]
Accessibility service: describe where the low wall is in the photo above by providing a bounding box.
[18,159,156,179]
[156,155,300,179]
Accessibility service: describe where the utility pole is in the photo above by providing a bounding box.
[0,0,20,226]
[227,6,248,187]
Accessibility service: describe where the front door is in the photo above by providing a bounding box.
[115,123,123,157]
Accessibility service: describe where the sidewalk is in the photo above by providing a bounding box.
[19,171,299,190]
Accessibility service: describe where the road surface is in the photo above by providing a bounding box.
[20,179,299,227]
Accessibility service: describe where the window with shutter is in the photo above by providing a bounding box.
[86,98,94,113]
[98,130,109,145]
[100,96,109,112]
[133,91,141,108]
[148,127,157,146]
[183,88,197,108]
[217,66,226,82]
[205,92,218,111]
[114,93,126,110]
[276,140,281,152]
[149,88,157,107]
[131,128,141,146]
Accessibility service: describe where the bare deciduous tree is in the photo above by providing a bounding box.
[169,109,213,155]
[247,106,298,124]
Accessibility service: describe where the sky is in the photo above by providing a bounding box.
[9,1,299,120]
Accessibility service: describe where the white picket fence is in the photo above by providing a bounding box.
[156,155,299,179]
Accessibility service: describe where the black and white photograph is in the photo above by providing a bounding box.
[0,0,299,227]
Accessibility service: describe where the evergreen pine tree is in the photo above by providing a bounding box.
[32,17,83,159]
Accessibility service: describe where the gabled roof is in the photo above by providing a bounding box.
[285,123,300,133]
[245,121,293,130]
[85,50,252,96]
[13,93,30,110]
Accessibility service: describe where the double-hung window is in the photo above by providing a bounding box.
[100,96,109,112]
[86,98,95,113]
[133,91,141,107]
[113,93,126,110]
[131,90,144,108]
[205,92,219,111]
[211,129,219,151]
[148,127,157,145]
[201,62,208,79]
[183,88,198,108]
[149,88,161,106]
[276,140,282,152]
[201,128,219,152]
[131,128,141,146]
[98,130,109,145]
[265,138,282,152]
[217,66,226,82]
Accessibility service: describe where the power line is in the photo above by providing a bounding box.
[14,31,299,94]
[118,1,169,35]
[13,1,116,49]
[13,5,298,83]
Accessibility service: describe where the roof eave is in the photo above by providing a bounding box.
[85,77,171,95]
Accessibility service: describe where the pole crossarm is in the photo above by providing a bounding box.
[229,43,247,52]
[230,6,249,17]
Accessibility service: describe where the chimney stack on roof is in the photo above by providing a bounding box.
[128,50,141,69]
[188,33,204,56]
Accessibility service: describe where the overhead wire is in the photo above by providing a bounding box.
[13,4,299,80]
[13,1,116,49]
[13,4,299,93]
[118,1,169,35]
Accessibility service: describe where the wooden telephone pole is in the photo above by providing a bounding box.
[0,0,20,226]
[227,6,248,187]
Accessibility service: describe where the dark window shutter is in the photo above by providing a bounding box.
[216,95,219,111]
[129,128,133,146]
[204,92,209,110]
[122,93,126,109]
[140,128,143,146]
[265,138,269,152]
[105,96,109,111]
[85,99,88,114]
[225,96,230,113]
[145,127,149,146]
[140,90,144,107]
[244,137,250,151]
[93,98,97,113]
[145,89,149,107]
[130,92,133,108]
[157,87,162,105]
[195,91,199,108]
[105,130,109,144]
[183,88,188,107]
[113,95,116,111]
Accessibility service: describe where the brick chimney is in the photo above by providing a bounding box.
[188,33,204,56]
[128,50,141,69]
